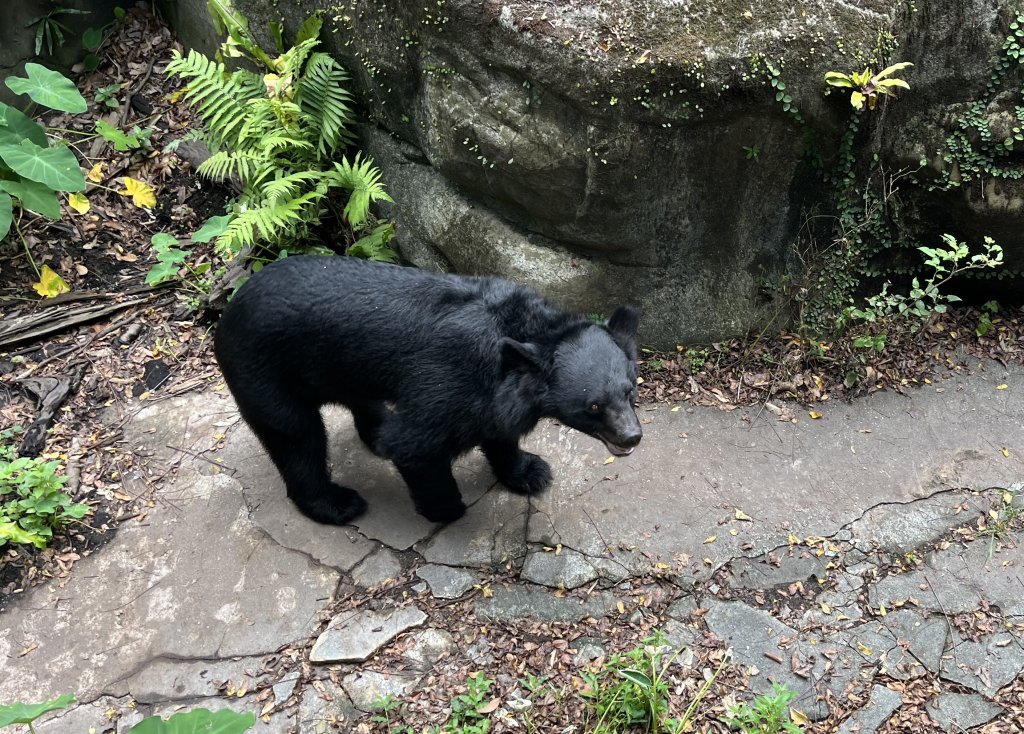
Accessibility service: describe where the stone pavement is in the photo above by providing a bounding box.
[1,361,1023,732]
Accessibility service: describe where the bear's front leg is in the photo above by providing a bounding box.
[482,439,553,496]
[395,458,467,523]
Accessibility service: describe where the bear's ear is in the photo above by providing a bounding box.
[500,338,543,374]
[606,305,641,357]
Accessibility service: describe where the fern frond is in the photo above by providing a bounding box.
[166,49,261,146]
[218,192,323,254]
[331,154,392,228]
[297,52,354,155]
[278,38,320,80]
[196,150,264,183]
[259,171,324,205]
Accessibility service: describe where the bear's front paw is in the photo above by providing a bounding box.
[501,452,553,496]
[293,484,368,526]
[417,498,467,524]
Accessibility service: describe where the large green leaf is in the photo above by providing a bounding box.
[0,693,76,726]
[0,192,11,241]
[4,63,88,113]
[0,139,85,192]
[126,708,256,734]
[0,179,61,218]
[0,101,47,147]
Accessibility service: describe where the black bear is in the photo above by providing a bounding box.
[214,256,642,525]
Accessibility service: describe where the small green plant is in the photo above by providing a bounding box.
[95,120,155,152]
[0,427,89,549]
[976,299,999,337]
[725,682,803,734]
[145,216,232,293]
[0,694,256,733]
[24,7,90,57]
[580,630,720,734]
[824,62,913,110]
[370,693,415,734]
[979,483,1023,557]
[0,64,88,266]
[94,83,121,109]
[164,1,393,263]
[743,144,761,160]
[686,347,710,372]
[446,672,494,734]
[840,233,1003,345]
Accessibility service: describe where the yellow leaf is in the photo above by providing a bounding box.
[704,535,717,544]
[68,192,90,214]
[820,602,832,614]
[671,405,681,412]
[856,641,874,657]
[735,508,752,521]
[656,563,669,569]
[879,604,887,617]
[481,586,493,598]
[616,601,625,614]
[120,177,156,208]
[787,532,801,545]
[32,264,70,298]
[1002,447,1010,458]
[87,162,106,182]
[603,456,615,465]
[790,708,810,726]
[997,384,1008,390]
[808,410,823,419]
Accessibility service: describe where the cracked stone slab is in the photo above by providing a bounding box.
[726,550,830,590]
[416,564,480,599]
[401,628,458,671]
[870,536,1024,617]
[342,669,422,711]
[830,610,948,681]
[310,606,428,663]
[351,546,403,587]
[526,367,1024,578]
[925,692,1004,731]
[297,679,360,733]
[847,490,978,555]
[419,488,529,567]
[703,600,833,720]
[475,586,617,623]
[940,630,1024,697]
[0,472,339,703]
[128,655,267,703]
[520,547,599,589]
[836,685,902,734]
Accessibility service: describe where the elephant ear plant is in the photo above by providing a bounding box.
[0,693,256,733]
[0,64,88,252]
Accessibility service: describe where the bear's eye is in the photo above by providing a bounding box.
[588,403,601,414]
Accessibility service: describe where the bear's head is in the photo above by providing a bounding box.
[503,305,642,455]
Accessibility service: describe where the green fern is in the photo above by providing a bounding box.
[165,50,261,147]
[332,154,392,228]
[297,52,355,154]
[165,7,393,263]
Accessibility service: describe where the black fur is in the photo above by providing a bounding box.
[214,256,642,525]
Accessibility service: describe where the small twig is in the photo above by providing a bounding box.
[66,437,83,496]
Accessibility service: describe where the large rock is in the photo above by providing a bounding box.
[163,0,1023,345]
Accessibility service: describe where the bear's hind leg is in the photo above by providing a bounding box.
[245,403,368,525]
[348,399,388,457]
[394,458,467,523]
[482,439,552,496]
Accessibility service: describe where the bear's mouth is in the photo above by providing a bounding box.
[598,434,636,456]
